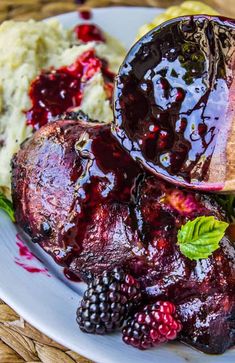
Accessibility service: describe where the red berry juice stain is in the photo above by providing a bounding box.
[15,234,50,277]
[16,239,35,260]
[15,261,49,275]
[63,268,81,282]
[26,50,113,130]
[74,24,105,43]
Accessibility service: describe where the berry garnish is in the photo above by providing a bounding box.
[76,268,142,334]
[122,301,182,350]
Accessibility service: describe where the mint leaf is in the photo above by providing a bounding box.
[0,193,15,222]
[177,216,228,260]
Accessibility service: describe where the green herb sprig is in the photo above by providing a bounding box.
[0,193,15,222]
[177,216,228,260]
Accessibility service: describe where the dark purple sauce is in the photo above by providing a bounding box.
[79,10,92,20]
[113,16,235,191]
[22,117,142,267]
[57,123,142,256]
[63,268,81,282]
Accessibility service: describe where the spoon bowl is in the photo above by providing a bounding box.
[113,15,235,192]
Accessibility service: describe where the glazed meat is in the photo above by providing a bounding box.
[12,116,235,353]
[133,176,235,353]
[177,293,235,354]
[134,176,235,301]
[12,112,142,272]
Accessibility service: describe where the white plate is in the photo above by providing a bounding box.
[0,7,235,363]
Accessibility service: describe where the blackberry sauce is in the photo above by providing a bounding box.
[26,50,114,130]
[63,268,81,282]
[79,10,92,21]
[74,24,105,43]
[113,16,235,191]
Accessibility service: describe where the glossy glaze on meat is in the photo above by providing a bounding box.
[12,112,141,271]
[11,115,235,354]
[177,293,235,354]
[132,176,235,353]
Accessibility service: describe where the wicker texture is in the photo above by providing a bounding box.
[0,300,92,362]
[0,0,234,362]
[0,0,234,22]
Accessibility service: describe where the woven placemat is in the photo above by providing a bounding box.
[0,0,234,22]
[0,300,91,362]
[0,0,234,362]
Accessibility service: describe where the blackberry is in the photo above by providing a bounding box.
[122,301,182,350]
[76,268,142,334]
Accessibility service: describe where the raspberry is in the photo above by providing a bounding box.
[76,268,142,334]
[122,301,182,350]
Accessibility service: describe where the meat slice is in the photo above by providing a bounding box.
[69,202,139,279]
[11,112,142,271]
[134,176,235,301]
[177,293,235,354]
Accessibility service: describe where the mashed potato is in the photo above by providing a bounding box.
[0,20,125,197]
